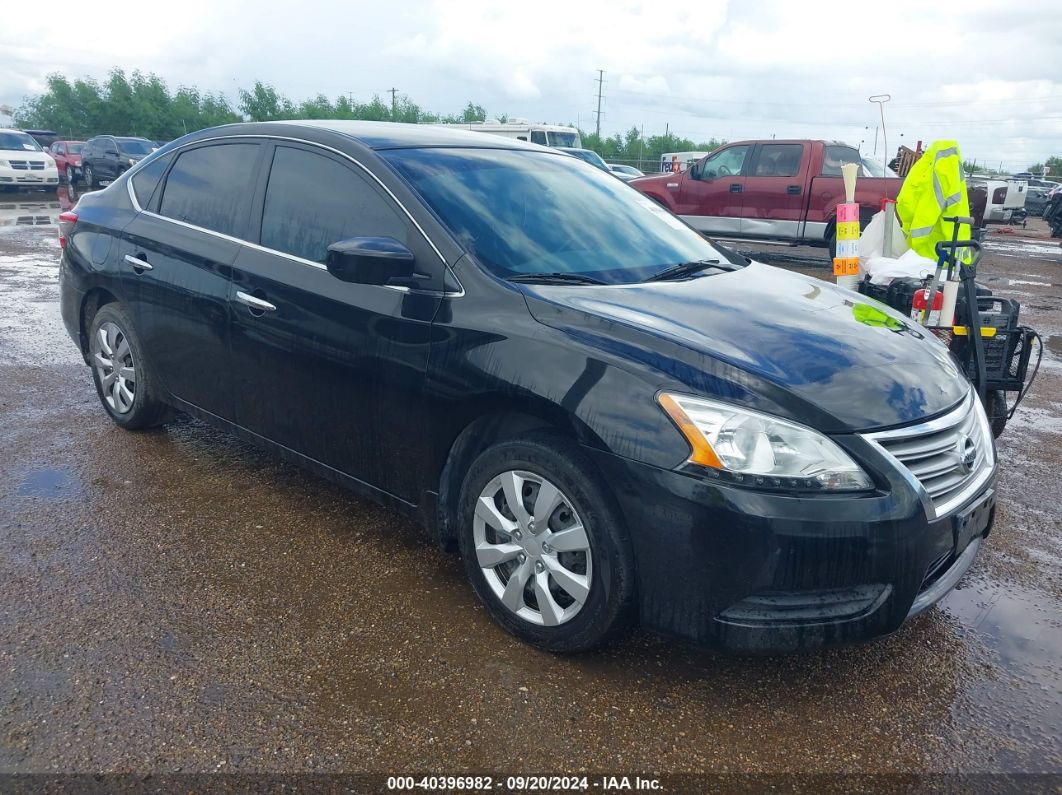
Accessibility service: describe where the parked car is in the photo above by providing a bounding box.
[49,140,85,182]
[0,128,60,191]
[556,147,610,172]
[608,164,644,181]
[80,135,157,187]
[1025,187,1050,217]
[22,129,60,149]
[633,140,903,257]
[59,121,996,654]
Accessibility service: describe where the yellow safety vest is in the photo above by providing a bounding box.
[896,140,972,262]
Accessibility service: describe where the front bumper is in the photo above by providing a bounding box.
[0,163,59,187]
[587,445,995,653]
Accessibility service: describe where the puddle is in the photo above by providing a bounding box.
[940,574,1062,744]
[17,467,82,499]
[1045,334,1062,361]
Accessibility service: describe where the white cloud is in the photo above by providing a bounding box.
[1,0,1059,168]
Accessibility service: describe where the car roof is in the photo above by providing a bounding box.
[266,120,546,151]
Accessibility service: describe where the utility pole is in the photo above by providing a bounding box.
[593,69,604,139]
[388,87,398,119]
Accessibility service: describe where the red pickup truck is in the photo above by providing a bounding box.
[631,140,902,257]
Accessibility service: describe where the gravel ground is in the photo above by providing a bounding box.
[0,189,1059,779]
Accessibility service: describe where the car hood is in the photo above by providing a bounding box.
[521,261,968,432]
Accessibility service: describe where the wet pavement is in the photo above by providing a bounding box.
[1,188,1060,776]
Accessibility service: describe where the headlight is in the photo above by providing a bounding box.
[658,393,873,491]
[0,159,8,167]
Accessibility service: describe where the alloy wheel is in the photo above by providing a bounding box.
[92,321,136,414]
[473,470,592,626]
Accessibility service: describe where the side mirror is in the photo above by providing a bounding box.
[326,236,416,286]
[688,162,701,180]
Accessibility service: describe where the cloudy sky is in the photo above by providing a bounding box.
[2,0,1059,169]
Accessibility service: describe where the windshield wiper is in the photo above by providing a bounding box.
[507,272,607,285]
[644,259,732,282]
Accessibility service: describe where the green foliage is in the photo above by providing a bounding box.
[1026,156,1061,177]
[582,126,725,169]
[14,70,504,141]
[14,69,240,139]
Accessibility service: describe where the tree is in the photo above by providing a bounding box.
[238,81,295,121]
[1028,156,1062,177]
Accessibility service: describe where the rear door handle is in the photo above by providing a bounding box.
[235,290,277,313]
[729,183,742,193]
[123,254,152,271]
[787,185,802,195]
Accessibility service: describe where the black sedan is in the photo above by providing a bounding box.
[58,121,997,653]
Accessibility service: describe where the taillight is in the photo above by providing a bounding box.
[58,211,78,249]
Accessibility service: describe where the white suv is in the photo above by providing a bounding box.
[0,129,60,191]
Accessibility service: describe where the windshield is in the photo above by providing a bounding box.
[0,132,43,152]
[67,143,83,154]
[860,156,898,178]
[567,149,608,169]
[118,139,155,155]
[546,131,580,148]
[383,148,728,284]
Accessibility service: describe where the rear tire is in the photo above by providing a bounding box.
[88,303,172,430]
[457,432,636,653]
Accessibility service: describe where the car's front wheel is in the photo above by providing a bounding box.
[88,303,172,429]
[457,433,635,652]
[84,164,97,187]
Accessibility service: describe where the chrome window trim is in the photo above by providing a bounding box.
[861,390,996,520]
[123,133,464,297]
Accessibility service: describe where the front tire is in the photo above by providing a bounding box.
[88,303,172,429]
[84,164,97,188]
[457,433,635,653]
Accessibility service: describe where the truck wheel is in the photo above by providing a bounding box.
[985,390,1008,438]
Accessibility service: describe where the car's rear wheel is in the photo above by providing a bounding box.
[457,433,635,652]
[88,304,172,429]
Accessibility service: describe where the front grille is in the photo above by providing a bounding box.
[863,392,994,518]
[7,161,46,171]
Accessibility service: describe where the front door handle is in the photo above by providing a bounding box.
[123,254,152,271]
[729,183,742,193]
[235,290,277,313]
[787,185,802,194]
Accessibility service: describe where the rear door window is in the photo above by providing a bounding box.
[130,152,174,210]
[158,143,260,238]
[752,144,803,177]
[258,145,408,263]
[820,145,861,176]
